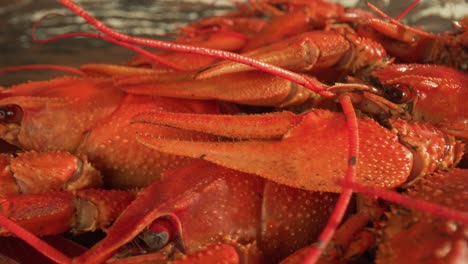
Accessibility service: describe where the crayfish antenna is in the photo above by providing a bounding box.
[0,215,72,264]
[394,0,420,21]
[32,13,183,71]
[57,0,330,96]
[301,95,359,263]
[33,22,183,72]
[365,0,453,45]
[340,179,468,225]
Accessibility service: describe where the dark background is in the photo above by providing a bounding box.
[0,0,466,86]
[0,0,468,86]
[0,0,234,86]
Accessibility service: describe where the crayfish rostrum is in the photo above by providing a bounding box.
[0,0,467,263]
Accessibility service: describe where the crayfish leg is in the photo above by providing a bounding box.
[0,189,134,236]
[0,221,72,264]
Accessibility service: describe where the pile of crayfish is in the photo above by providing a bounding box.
[0,0,467,263]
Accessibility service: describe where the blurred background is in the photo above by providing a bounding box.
[0,0,467,86]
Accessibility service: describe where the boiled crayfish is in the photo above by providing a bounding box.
[0,0,467,263]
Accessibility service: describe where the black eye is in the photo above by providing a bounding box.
[383,84,413,104]
[273,3,288,11]
[0,105,22,124]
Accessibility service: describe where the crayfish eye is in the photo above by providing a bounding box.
[0,105,23,124]
[383,84,413,104]
[141,219,174,251]
[272,3,288,11]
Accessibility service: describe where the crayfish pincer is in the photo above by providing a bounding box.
[134,109,463,192]
[68,110,464,263]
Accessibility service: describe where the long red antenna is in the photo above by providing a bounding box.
[32,13,184,71]
[340,181,468,224]
[302,95,359,263]
[395,0,420,20]
[57,0,332,97]
[366,1,453,45]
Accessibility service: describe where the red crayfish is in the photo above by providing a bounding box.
[0,0,466,263]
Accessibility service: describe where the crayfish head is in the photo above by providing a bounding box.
[0,95,80,152]
[0,77,124,152]
[370,64,468,126]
